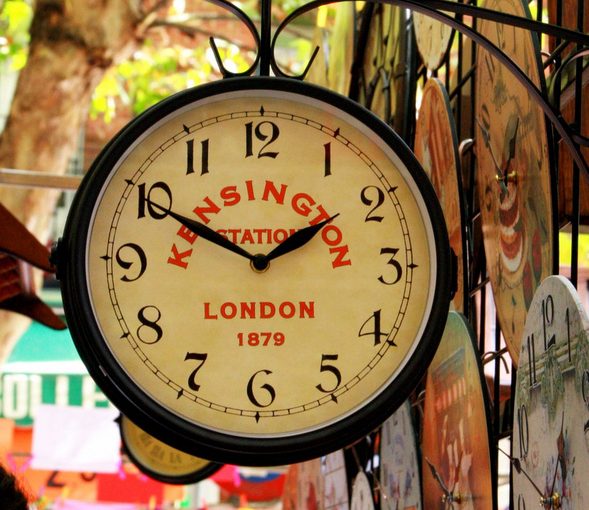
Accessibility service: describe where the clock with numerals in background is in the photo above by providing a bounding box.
[512,275,589,509]
[474,0,554,365]
[118,414,222,485]
[55,76,452,466]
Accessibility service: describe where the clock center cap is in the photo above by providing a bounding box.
[251,254,269,272]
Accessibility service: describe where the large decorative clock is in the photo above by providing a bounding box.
[512,275,589,509]
[474,0,554,365]
[56,76,452,465]
[421,311,494,509]
[414,77,468,313]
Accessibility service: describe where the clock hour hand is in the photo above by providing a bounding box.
[500,115,519,185]
[475,117,508,196]
[262,214,340,263]
[151,202,257,263]
[424,457,452,502]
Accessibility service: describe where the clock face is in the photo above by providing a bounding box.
[422,311,494,509]
[351,472,375,510]
[119,414,222,484]
[351,3,416,140]
[512,275,589,509]
[59,76,451,465]
[413,3,455,71]
[322,449,350,510]
[474,0,554,365]
[379,400,422,509]
[414,78,467,313]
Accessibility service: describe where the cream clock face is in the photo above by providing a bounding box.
[512,275,589,509]
[59,77,451,465]
[474,0,553,365]
[413,4,455,71]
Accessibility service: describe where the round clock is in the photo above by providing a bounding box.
[474,0,554,366]
[57,76,452,465]
[512,275,589,509]
[350,2,417,141]
[412,3,455,71]
[421,311,494,509]
[351,471,375,510]
[379,400,422,509]
[118,414,222,485]
[297,457,323,510]
[414,77,468,313]
[322,449,350,510]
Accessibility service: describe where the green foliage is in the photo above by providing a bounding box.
[0,0,32,69]
[90,40,252,121]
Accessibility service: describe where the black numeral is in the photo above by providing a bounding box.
[136,305,163,344]
[137,182,172,219]
[542,295,556,350]
[245,121,279,159]
[360,185,385,222]
[186,138,209,175]
[517,404,529,459]
[316,354,342,393]
[359,310,391,346]
[115,243,147,282]
[184,352,208,391]
[516,494,526,510]
[526,333,537,386]
[323,142,332,176]
[247,369,276,408]
[378,247,402,285]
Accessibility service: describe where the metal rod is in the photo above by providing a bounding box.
[0,169,81,190]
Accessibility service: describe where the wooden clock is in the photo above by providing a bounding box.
[56,76,452,465]
[118,414,222,485]
[512,275,589,509]
[474,0,554,365]
[350,2,417,141]
[421,311,494,509]
[379,400,422,509]
[414,77,468,313]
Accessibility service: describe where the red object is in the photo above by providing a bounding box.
[211,465,285,502]
[96,472,164,504]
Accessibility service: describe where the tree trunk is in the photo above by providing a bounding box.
[0,0,162,364]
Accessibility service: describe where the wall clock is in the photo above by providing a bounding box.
[349,2,417,141]
[421,311,494,509]
[512,275,589,509]
[414,77,468,313]
[322,449,350,510]
[474,0,554,366]
[298,456,323,510]
[379,400,422,509]
[351,471,375,510]
[412,2,455,71]
[118,414,222,485]
[56,76,452,465]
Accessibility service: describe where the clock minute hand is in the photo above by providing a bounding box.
[498,447,546,502]
[155,203,256,262]
[263,214,340,263]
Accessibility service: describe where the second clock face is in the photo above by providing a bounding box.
[474,0,554,365]
[61,77,450,464]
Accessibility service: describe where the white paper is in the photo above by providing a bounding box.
[31,404,120,473]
